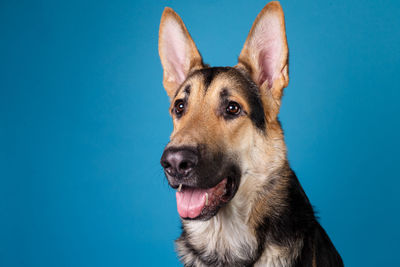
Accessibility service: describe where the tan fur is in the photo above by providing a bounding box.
[255,240,303,267]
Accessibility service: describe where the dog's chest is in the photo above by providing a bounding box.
[178,219,298,267]
[178,223,299,267]
[177,239,294,267]
[177,215,257,266]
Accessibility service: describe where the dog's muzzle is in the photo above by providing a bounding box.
[160,146,240,220]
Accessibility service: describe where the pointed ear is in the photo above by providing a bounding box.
[237,2,289,101]
[158,7,204,98]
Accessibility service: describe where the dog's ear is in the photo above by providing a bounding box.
[159,7,204,98]
[237,2,288,102]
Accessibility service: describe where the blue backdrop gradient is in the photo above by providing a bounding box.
[1,0,399,266]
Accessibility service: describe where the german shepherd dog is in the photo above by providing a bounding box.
[159,2,343,266]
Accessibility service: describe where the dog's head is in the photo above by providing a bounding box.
[159,2,289,220]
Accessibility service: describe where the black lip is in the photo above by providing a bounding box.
[167,174,226,191]
[179,173,241,221]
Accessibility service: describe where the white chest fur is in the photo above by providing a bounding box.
[183,203,258,263]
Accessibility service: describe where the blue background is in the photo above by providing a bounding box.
[1,0,399,266]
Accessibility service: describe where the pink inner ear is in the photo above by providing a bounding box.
[162,19,188,85]
[253,15,283,88]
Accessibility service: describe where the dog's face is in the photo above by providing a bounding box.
[161,67,265,220]
[159,2,289,220]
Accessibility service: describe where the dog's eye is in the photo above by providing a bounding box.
[226,101,241,115]
[174,99,185,115]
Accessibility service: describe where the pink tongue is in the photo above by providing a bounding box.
[176,188,207,218]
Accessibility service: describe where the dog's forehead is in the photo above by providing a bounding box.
[179,67,255,97]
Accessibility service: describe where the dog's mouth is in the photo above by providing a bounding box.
[174,176,238,220]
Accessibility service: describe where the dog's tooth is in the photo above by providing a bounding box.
[205,193,209,206]
[178,184,182,192]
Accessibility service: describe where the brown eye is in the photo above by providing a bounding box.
[174,99,185,115]
[226,101,241,115]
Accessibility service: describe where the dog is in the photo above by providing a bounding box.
[158,2,343,266]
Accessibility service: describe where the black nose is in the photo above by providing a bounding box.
[161,147,198,179]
